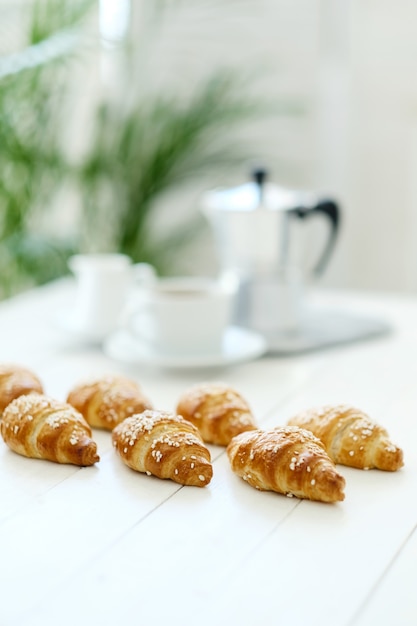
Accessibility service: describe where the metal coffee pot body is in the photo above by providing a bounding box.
[201,170,340,336]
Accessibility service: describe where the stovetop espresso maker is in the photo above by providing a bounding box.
[202,168,342,351]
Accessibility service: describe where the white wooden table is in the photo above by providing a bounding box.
[1,280,416,626]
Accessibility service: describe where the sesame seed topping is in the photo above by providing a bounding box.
[151,449,163,462]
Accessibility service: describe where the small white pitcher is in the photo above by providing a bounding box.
[68,253,155,341]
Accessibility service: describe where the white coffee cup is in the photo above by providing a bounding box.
[128,275,236,356]
[68,253,155,341]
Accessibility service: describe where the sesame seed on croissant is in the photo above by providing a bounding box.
[1,394,99,466]
[112,409,213,487]
[66,375,153,431]
[227,426,346,503]
[176,382,257,446]
[287,404,403,471]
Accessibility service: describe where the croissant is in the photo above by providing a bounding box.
[287,404,404,471]
[176,382,257,446]
[66,375,153,431]
[227,426,345,503]
[0,363,43,414]
[1,394,99,466]
[112,409,213,487]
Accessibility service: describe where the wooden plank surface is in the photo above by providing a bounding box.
[0,282,416,625]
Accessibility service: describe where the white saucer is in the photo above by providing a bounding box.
[103,326,267,369]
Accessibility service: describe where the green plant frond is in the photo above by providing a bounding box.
[1,231,74,292]
[0,0,305,297]
[29,0,97,45]
[0,0,95,298]
[80,68,262,262]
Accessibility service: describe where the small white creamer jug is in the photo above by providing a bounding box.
[68,253,155,342]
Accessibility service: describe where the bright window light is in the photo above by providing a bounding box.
[99,0,131,42]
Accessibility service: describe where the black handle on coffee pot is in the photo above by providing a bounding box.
[290,199,340,276]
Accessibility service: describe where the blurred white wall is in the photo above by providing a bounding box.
[128,0,417,293]
[317,0,417,293]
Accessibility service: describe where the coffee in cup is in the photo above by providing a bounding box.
[128,276,236,356]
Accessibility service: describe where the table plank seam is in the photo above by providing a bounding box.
[346,521,417,626]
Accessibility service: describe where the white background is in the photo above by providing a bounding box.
[125,0,417,293]
[4,0,417,294]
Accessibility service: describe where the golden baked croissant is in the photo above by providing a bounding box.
[1,394,99,466]
[227,426,345,503]
[0,363,43,414]
[112,409,213,487]
[66,375,153,431]
[287,404,403,471]
[176,382,257,446]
